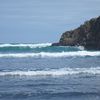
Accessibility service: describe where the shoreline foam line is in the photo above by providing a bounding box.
[0,67,100,76]
[0,51,100,58]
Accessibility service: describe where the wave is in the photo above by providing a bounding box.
[0,44,84,53]
[0,45,83,53]
[0,67,100,76]
[0,43,52,48]
[0,51,100,58]
[0,43,85,53]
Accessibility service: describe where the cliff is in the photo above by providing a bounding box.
[52,16,100,50]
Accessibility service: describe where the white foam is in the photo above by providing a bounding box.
[77,46,85,50]
[0,43,52,48]
[0,67,100,76]
[0,51,100,58]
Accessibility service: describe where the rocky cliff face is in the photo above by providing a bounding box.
[52,16,100,50]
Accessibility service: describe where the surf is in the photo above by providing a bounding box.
[0,43,52,48]
[0,43,84,53]
[0,51,100,58]
[0,67,100,76]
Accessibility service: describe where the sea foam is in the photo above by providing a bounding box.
[0,67,100,76]
[0,43,52,48]
[0,51,100,58]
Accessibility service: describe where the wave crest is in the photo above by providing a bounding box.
[0,67,100,76]
[0,43,52,48]
[0,51,100,58]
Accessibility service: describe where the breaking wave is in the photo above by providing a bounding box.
[0,51,100,58]
[0,43,84,53]
[0,67,100,76]
[0,43,52,48]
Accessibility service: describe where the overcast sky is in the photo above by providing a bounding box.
[0,0,100,43]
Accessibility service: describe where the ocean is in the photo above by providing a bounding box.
[0,43,100,100]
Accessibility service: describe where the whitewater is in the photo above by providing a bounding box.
[0,51,100,58]
[0,43,52,48]
[0,67,100,76]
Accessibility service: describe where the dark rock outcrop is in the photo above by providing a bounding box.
[52,16,100,50]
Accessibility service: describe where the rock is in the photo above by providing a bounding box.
[52,16,100,50]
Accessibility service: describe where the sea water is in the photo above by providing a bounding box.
[0,43,100,100]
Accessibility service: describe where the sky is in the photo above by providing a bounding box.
[0,0,100,43]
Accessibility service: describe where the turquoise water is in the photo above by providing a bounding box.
[0,43,100,100]
[0,43,82,53]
